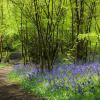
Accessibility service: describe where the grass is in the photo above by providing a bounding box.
[8,72,22,83]
[0,63,8,68]
[8,63,100,100]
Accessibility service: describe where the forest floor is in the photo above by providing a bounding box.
[0,66,46,100]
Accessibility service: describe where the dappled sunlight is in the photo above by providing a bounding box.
[0,0,100,99]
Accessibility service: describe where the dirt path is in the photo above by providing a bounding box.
[0,66,46,100]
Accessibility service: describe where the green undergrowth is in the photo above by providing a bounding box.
[78,32,100,50]
[8,71,100,100]
[8,72,23,84]
[0,63,8,68]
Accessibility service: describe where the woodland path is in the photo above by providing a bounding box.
[0,66,45,100]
